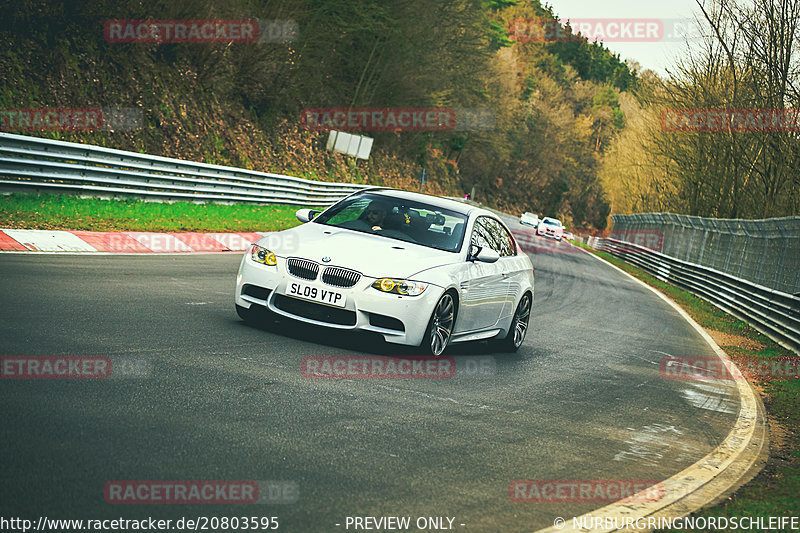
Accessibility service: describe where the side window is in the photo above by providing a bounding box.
[486,218,515,257]
[325,197,372,225]
[470,217,493,253]
[471,217,515,257]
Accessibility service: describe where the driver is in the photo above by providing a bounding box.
[363,200,391,231]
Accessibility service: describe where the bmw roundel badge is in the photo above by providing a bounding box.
[322,257,332,263]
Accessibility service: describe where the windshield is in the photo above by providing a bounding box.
[314,193,468,252]
[542,218,562,226]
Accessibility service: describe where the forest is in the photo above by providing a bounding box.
[1,0,797,228]
[601,0,800,219]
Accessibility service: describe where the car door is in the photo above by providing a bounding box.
[481,216,527,320]
[454,216,508,332]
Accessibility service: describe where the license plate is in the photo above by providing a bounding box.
[285,282,346,308]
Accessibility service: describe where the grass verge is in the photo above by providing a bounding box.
[0,194,306,232]
[574,242,799,531]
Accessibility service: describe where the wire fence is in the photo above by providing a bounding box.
[611,213,800,296]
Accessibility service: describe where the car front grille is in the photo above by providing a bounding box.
[287,258,319,280]
[273,294,357,326]
[321,266,361,288]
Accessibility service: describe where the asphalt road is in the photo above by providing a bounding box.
[0,233,740,533]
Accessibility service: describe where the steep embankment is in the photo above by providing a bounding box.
[0,0,635,228]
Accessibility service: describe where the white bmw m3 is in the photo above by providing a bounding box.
[235,189,534,355]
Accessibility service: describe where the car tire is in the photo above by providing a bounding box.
[420,291,456,356]
[495,292,532,353]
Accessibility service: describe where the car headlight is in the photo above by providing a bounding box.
[250,244,277,266]
[372,278,427,296]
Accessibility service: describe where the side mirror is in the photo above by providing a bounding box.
[296,209,319,223]
[472,247,500,263]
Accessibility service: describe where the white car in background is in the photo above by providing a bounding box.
[519,212,540,228]
[236,189,535,355]
[536,217,564,241]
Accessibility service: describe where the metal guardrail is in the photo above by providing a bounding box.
[586,235,800,354]
[0,132,369,206]
[611,213,800,296]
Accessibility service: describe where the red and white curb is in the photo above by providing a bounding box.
[0,229,271,253]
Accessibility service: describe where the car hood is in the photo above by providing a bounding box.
[258,222,461,279]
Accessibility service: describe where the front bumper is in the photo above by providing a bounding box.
[537,227,562,239]
[235,253,442,346]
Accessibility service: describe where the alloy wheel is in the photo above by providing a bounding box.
[512,293,531,348]
[428,293,455,356]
